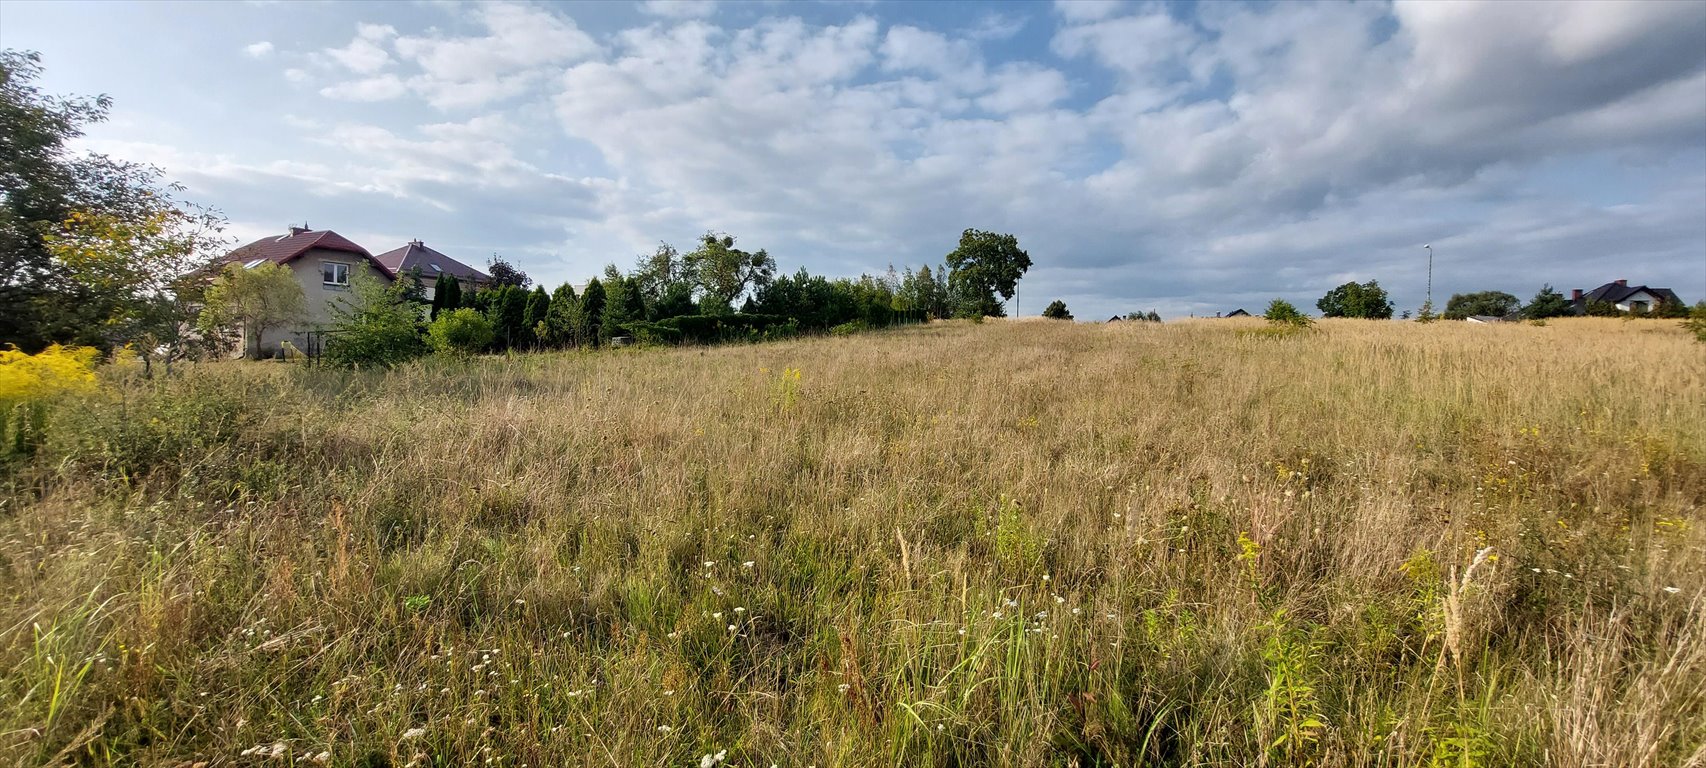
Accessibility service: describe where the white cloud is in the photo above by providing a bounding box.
[978,64,1070,114]
[392,2,599,107]
[243,41,274,58]
[638,0,717,19]
[327,34,393,74]
[319,74,408,101]
[312,2,601,109]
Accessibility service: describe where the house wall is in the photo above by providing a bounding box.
[246,248,391,358]
[1614,290,1659,313]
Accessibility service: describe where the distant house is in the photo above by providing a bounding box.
[214,227,492,357]
[1569,280,1684,315]
[1107,315,1122,323]
[372,239,492,303]
[1465,315,1506,324]
[1223,308,1250,318]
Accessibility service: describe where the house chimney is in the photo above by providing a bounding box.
[410,238,423,247]
[288,223,310,236]
[1615,279,1627,286]
[1571,288,1582,301]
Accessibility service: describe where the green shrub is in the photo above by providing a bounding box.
[1686,302,1706,343]
[323,273,428,368]
[1264,299,1312,327]
[427,308,496,356]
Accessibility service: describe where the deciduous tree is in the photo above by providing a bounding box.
[1316,280,1394,319]
[486,254,531,289]
[945,229,1031,319]
[1444,291,1520,320]
[197,262,306,360]
[2,49,222,353]
[685,233,775,314]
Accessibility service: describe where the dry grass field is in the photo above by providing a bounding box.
[3,317,1704,767]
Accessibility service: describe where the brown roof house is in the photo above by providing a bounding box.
[1568,280,1684,315]
[215,227,489,358]
[373,239,492,304]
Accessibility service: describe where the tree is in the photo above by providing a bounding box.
[1316,280,1393,319]
[542,282,577,347]
[197,262,306,359]
[685,232,776,314]
[426,308,495,357]
[1685,302,1706,343]
[1146,310,1161,323]
[1523,284,1572,320]
[944,229,1032,319]
[1264,299,1312,327]
[2,49,222,353]
[1653,298,1689,319]
[522,285,550,349]
[486,254,531,288]
[1042,300,1073,320]
[574,277,606,348]
[486,285,529,351]
[424,274,457,319]
[322,270,427,368]
[898,265,950,319]
[443,276,464,315]
[1444,291,1520,320]
[601,273,645,342]
[43,206,226,373]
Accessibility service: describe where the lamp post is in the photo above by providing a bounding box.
[1423,244,1434,314]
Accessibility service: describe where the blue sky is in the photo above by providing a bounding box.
[3,0,1703,318]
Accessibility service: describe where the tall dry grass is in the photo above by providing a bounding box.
[1,317,1703,767]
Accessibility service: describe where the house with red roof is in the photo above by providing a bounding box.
[372,239,492,301]
[215,226,490,358]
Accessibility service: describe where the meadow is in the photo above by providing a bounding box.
[2,317,1703,767]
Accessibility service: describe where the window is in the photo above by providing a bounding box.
[243,258,268,269]
[1630,300,1649,313]
[323,262,350,286]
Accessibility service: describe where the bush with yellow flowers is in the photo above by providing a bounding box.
[0,344,100,455]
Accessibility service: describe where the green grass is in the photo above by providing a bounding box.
[2,317,1704,767]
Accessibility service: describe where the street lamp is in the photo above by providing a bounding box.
[1422,244,1434,314]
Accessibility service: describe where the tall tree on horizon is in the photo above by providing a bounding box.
[945,229,1031,319]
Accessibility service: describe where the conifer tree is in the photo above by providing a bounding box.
[543,282,578,348]
[441,276,462,315]
[522,286,550,349]
[574,278,606,348]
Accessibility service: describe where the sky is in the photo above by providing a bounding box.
[3,0,1704,319]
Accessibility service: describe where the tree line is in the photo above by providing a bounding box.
[309,227,1033,364]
